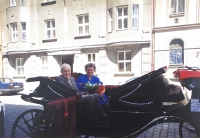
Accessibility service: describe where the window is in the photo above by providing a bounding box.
[11,23,18,42]
[45,20,56,39]
[118,51,131,72]
[108,9,113,32]
[117,6,128,30]
[87,53,95,62]
[16,58,24,76]
[171,0,185,14]
[20,0,26,5]
[21,22,26,41]
[77,14,89,35]
[169,39,184,65]
[10,0,16,6]
[41,56,48,75]
[132,5,139,28]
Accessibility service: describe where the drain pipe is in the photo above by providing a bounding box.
[151,0,155,71]
[63,0,67,45]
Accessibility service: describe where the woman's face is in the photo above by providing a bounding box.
[86,67,95,77]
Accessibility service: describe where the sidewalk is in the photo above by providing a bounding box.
[137,122,197,138]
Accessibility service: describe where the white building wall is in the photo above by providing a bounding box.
[0,0,152,85]
[48,56,61,77]
[154,28,200,79]
[98,49,107,82]
[154,0,200,82]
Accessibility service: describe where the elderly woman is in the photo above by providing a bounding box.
[56,63,101,127]
[76,63,109,117]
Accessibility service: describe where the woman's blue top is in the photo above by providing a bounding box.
[76,74,108,106]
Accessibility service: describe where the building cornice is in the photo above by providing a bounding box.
[2,40,150,55]
[153,23,200,32]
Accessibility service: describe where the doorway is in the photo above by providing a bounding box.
[62,55,74,73]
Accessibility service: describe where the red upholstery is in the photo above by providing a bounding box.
[45,96,78,138]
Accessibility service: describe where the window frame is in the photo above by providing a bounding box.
[117,6,128,30]
[11,23,18,42]
[87,53,96,63]
[77,14,89,36]
[16,58,24,76]
[169,45,183,65]
[20,0,26,6]
[169,39,184,66]
[108,8,113,33]
[118,51,132,73]
[10,0,16,7]
[132,5,139,29]
[21,22,26,42]
[170,0,185,15]
[45,19,56,39]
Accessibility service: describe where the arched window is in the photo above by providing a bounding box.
[169,39,184,65]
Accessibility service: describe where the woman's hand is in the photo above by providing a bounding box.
[98,89,105,97]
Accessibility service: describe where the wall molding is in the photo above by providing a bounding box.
[153,23,200,32]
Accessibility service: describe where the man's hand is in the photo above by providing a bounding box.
[81,92,89,95]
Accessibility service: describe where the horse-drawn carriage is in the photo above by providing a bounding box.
[11,66,200,138]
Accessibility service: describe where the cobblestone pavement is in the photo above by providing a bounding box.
[0,93,43,138]
[0,92,198,138]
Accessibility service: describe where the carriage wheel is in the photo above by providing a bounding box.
[11,109,45,138]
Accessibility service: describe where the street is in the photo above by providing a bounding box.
[0,89,198,138]
[0,92,43,138]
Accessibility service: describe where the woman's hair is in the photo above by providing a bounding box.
[85,63,96,71]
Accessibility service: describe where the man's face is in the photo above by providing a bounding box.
[86,67,95,77]
[61,66,71,79]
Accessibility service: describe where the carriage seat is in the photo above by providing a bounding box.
[107,75,185,106]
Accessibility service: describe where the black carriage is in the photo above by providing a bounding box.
[11,66,200,138]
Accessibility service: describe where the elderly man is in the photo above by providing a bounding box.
[56,63,101,127]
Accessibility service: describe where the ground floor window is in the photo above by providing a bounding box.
[87,53,95,63]
[41,56,48,75]
[118,51,131,72]
[16,58,24,75]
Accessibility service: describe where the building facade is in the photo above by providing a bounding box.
[0,0,152,84]
[0,6,2,77]
[153,0,200,80]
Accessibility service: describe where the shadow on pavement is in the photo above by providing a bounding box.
[4,103,43,138]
